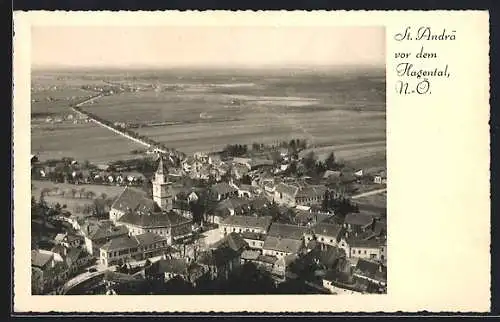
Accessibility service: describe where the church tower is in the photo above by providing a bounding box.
[152,157,173,211]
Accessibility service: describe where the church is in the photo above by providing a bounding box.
[109,158,192,244]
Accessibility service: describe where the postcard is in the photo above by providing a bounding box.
[12,10,490,313]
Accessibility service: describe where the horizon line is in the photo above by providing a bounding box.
[32,62,385,72]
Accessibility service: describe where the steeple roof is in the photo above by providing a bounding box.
[156,157,167,175]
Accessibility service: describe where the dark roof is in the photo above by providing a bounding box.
[241,231,266,241]
[134,232,168,246]
[89,225,129,241]
[210,182,238,195]
[146,258,188,276]
[313,222,343,238]
[117,210,191,229]
[347,237,385,248]
[111,187,156,214]
[268,223,307,240]
[100,236,140,251]
[211,232,248,252]
[354,259,387,282]
[221,215,272,230]
[263,236,303,254]
[344,213,374,227]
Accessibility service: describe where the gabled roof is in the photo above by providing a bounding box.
[134,232,169,246]
[100,236,139,252]
[354,259,387,282]
[111,187,156,214]
[221,215,272,231]
[211,232,248,252]
[313,222,343,239]
[263,236,303,254]
[117,210,191,229]
[344,213,374,227]
[268,223,307,240]
[296,185,327,199]
[145,258,188,276]
[88,225,129,241]
[347,237,385,248]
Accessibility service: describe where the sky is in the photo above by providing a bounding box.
[31,26,385,69]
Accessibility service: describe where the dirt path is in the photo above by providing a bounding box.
[351,188,387,199]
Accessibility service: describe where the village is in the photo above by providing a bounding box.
[31,138,387,295]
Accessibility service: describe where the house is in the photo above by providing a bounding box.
[109,187,157,223]
[262,236,304,259]
[209,182,239,201]
[274,183,326,207]
[344,212,375,233]
[240,231,267,250]
[197,246,241,281]
[322,269,368,294]
[312,222,344,249]
[220,215,272,237]
[61,233,84,248]
[144,258,206,287]
[83,222,129,256]
[267,223,308,241]
[215,197,253,218]
[353,258,387,288]
[31,249,68,293]
[116,210,192,243]
[236,184,261,198]
[99,232,173,267]
[340,235,387,261]
[211,232,248,253]
[373,171,387,184]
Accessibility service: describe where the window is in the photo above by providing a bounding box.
[364,250,367,254]
[358,250,361,254]
[330,239,333,243]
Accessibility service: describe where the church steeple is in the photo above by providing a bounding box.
[152,157,172,211]
[155,157,167,184]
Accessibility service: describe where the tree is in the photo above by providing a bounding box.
[70,188,77,199]
[325,152,336,170]
[302,151,317,172]
[100,192,108,200]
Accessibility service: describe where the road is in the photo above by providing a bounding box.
[351,188,387,199]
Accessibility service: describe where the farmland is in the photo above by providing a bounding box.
[31,120,146,163]
[32,68,386,168]
[80,68,386,165]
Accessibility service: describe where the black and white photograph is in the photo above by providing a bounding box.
[29,25,387,296]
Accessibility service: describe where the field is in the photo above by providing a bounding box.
[31,121,145,164]
[81,68,386,165]
[32,68,386,168]
[32,180,126,198]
